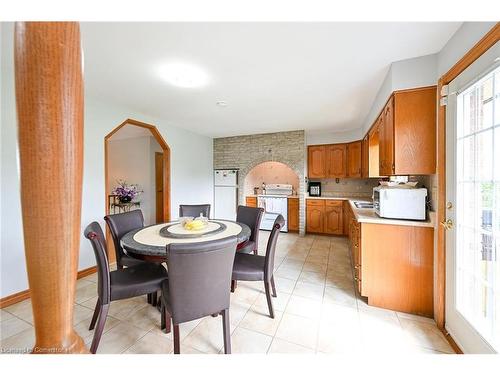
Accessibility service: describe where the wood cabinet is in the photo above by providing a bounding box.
[346,211,434,316]
[245,196,257,207]
[351,220,361,294]
[306,199,344,235]
[361,223,434,317]
[306,199,325,233]
[307,86,436,179]
[379,96,395,176]
[308,145,326,178]
[377,87,436,176]
[361,135,369,178]
[324,200,343,235]
[346,141,362,178]
[287,198,299,232]
[326,144,346,178]
[368,123,381,178]
[307,143,350,179]
[343,200,351,235]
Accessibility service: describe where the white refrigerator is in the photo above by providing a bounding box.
[214,169,238,220]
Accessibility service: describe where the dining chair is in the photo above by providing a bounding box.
[104,210,146,270]
[231,214,285,319]
[161,236,237,354]
[179,204,211,219]
[104,210,157,305]
[236,205,264,255]
[84,222,168,353]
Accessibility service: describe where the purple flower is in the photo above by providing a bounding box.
[112,179,143,200]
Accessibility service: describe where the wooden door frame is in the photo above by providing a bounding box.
[154,151,164,224]
[104,119,171,256]
[435,23,500,334]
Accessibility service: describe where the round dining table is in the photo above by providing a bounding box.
[121,219,251,262]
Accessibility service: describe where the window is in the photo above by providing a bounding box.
[455,66,500,350]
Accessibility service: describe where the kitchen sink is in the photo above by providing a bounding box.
[354,201,374,209]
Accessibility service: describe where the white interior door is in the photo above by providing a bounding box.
[445,41,500,353]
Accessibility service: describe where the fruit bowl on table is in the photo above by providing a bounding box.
[183,218,209,231]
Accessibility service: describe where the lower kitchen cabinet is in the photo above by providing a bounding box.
[287,198,299,232]
[343,200,351,235]
[351,220,362,294]
[245,196,257,207]
[306,199,343,235]
[355,222,434,317]
[324,200,343,235]
[306,199,325,233]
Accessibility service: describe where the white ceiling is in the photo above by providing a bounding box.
[81,22,461,138]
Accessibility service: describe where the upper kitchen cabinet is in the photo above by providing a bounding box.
[326,144,346,178]
[346,141,362,178]
[361,135,369,178]
[379,96,394,176]
[308,145,326,178]
[307,144,347,178]
[369,120,381,177]
[378,86,437,176]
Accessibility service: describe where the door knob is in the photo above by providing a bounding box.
[440,219,454,230]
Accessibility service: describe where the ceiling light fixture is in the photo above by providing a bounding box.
[158,62,209,88]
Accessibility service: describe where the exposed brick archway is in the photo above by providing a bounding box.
[214,131,306,235]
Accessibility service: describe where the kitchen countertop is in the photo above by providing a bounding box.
[305,194,435,228]
[305,195,371,201]
[247,194,435,228]
[246,194,299,199]
[347,200,435,228]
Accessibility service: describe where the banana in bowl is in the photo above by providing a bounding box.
[183,219,208,231]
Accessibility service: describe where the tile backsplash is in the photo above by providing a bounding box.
[310,178,379,197]
[310,176,436,209]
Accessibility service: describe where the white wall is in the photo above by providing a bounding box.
[361,22,497,135]
[0,24,214,298]
[361,53,438,134]
[437,22,497,77]
[391,53,438,91]
[1,24,27,298]
[305,128,363,145]
[361,65,393,135]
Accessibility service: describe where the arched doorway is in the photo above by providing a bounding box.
[243,161,300,232]
[104,119,170,261]
[243,161,299,197]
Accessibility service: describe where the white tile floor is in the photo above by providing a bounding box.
[0,232,454,354]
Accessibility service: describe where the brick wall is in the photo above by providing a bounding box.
[214,130,306,235]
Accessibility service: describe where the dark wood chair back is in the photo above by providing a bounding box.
[165,236,237,324]
[264,214,285,281]
[179,204,211,218]
[104,210,144,268]
[84,222,111,304]
[236,205,264,243]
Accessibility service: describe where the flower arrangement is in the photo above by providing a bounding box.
[112,180,143,203]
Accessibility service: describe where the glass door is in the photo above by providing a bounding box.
[445,41,500,353]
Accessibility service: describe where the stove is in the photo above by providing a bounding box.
[257,184,293,232]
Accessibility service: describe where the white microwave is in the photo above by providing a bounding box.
[373,186,427,220]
